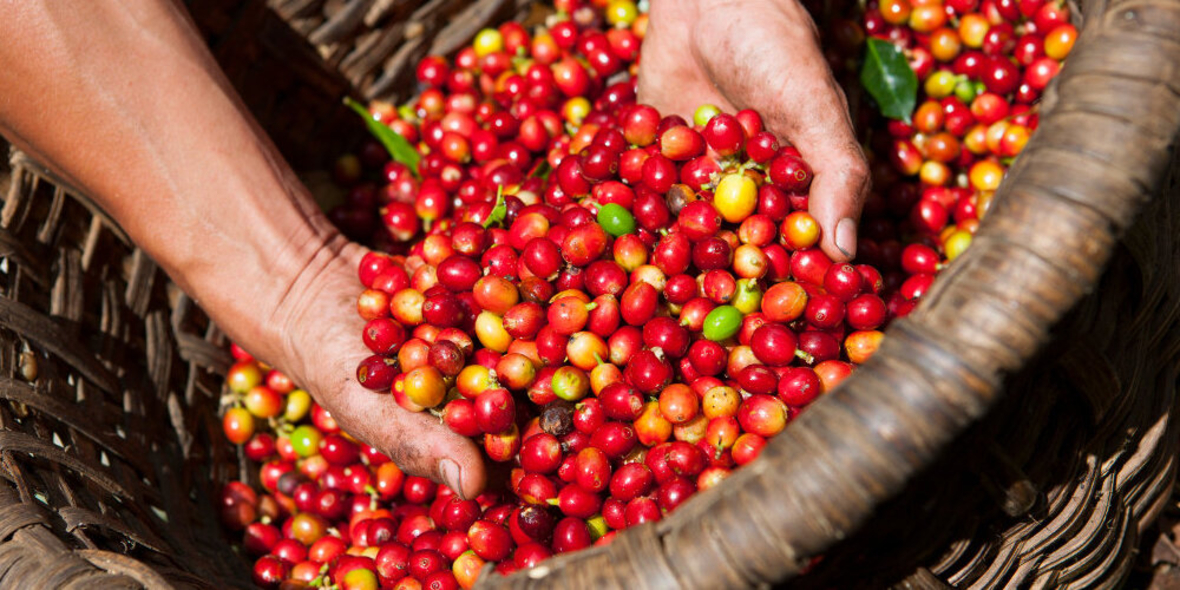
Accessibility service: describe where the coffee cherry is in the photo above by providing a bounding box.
[750,324,799,367]
[703,386,741,420]
[429,340,466,376]
[776,367,820,406]
[659,126,706,161]
[702,305,743,342]
[552,517,592,553]
[621,104,660,146]
[592,203,635,237]
[485,424,522,462]
[599,383,645,422]
[845,330,885,364]
[746,132,780,164]
[474,388,516,434]
[736,395,788,437]
[823,263,864,302]
[552,366,590,402]
[761,281,808,323]
[520,433,563,474]
[687,340,727,376]
[620,281,658,325]
[805,294,845,329]
[701,113,745,156]
[677,201,723,241]
[522,238,563,280]
[223,407,255,446]
[548,296,591,335]
[1041,23,1074,59]
[573,447,611,493]
[846,294,888,330]
[624,350,672,394]
[405,366,447,408]
[693,237,733,270]
[357,355,399,392]
[768,154,813,193]
[589,421,638,459]
[252,555,288,588]
[642,317,690,358]
[713,173,758,223]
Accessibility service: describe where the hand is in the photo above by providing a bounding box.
[263,237,488,500]
[638,0,869,261]
[0,1,486,499]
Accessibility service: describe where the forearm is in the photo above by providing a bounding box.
[0,0,338,364]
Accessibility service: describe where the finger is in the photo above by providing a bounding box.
[754,48,867,262]
[326,384,488,501]
[798,133,869,263]
[772,70,868,262]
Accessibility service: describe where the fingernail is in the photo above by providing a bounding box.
[439,459,465,499]
[836,218,857,260]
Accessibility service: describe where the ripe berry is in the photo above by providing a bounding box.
[823,263,864,301]
[846,294,888,330]
[805,294,845,330]
[750,324,799,367]
[768,154,813,193]
[713,173,758,223]
[677,201,723,241]
[702,113,746,157]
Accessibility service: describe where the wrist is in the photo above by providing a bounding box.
[170,179,348,370]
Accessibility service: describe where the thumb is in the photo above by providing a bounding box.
[797,135,870,263]
[757,57,868,263]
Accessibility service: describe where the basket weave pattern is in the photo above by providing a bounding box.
[268,0,537,102]
[0,147,242,588]
[0,0,1175,588]
[804,153,1180,588]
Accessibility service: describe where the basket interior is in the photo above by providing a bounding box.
[0,1,1177,588]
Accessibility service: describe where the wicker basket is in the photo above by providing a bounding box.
[0,0,1177,588]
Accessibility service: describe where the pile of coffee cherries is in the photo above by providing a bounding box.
[217,0,1070,587]
[859,0,1075,268]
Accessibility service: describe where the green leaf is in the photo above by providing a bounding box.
[528,160,552,180]
[483,185,507,229]
[344,97,420,175]
[860,38,918,123]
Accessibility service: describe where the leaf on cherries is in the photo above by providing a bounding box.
[860,38,918,124]
[344,97,420,176]
[528,159,552,180]
[483,185,507,229]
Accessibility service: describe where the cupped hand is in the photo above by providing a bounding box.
[638,0,870,261]
[265,236,487,500]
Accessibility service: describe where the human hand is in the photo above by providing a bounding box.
[263,237,488,500]
[638,0,869,261]
[0,1,487,499]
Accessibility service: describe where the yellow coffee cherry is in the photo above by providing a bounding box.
[713,173,758,223]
